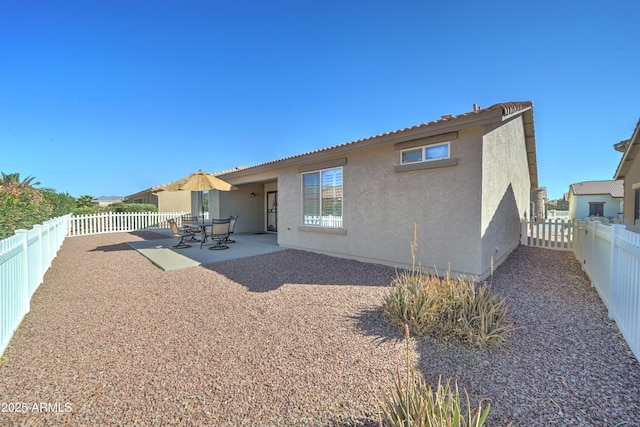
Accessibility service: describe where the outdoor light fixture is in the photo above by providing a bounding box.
[251,192,256,197]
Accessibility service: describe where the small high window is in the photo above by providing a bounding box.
[589,202,604,217]
[401,142,449,165]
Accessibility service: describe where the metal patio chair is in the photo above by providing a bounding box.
[201,218,231,250]
[168,218,198,249]
[225,215,238,244]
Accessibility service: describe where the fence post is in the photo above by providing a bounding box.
[608,224,624,321]
[589,221,600,285]
[31,224,43,298]
[14,230,30,315]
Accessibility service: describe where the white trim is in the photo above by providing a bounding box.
[301,166,344,229]
[400,141,450,165]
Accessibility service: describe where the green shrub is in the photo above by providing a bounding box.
[72,206,99,216]
[105,202,157,213]
[0,181,52,239]
[42,190,75,218]
[378,326,491,427]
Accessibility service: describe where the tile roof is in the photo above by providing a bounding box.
[570,180,624,198]
[614,118,640,179]
[221,101,534,174]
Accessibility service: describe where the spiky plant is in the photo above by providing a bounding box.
[378,325,491,427]
[382,228,516,348]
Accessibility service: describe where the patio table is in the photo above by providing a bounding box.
[184,222,209,243]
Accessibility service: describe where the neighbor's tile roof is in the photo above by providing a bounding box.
[222,101,534,173]
[570,180,624,198]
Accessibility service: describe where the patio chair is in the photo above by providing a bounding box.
[181,214,203,242]
[201,218,231,250]
[182,214,198,225]
[225,215,238,243]
[168,218,197,249]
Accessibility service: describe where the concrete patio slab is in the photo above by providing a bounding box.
[127,232,286,271]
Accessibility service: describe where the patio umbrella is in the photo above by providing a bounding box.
[158,170,237,218]
[160,170,236,192]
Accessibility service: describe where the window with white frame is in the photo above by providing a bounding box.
[302,167,343,228]
[401,142,450,165]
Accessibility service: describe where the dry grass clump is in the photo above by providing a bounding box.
[377,325,491,427]
[383,269,513,348]
[382,226,514,348]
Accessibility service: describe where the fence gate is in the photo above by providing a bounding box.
[521,219,575,251]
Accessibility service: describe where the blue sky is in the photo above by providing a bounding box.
[1,1,638,200]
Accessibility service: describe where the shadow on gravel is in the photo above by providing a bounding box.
[203,249,398,293]
[129,230,170,240]
[88,242,134,252]
[348,306,403,346]
[87,231,171,253]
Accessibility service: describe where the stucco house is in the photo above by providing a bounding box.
[208,101,538,280]
[124,185,200,213]
[613,118,640,226]
[567,180,623,221]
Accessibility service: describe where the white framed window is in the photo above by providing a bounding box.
[302,167,343,228]
[401,142,450,165]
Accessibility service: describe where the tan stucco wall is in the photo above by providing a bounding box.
[275,127,485,276]
[216,184,267,233]
[480,116,531,278]
[623,155,640,223]
[126,191,157,206]
[157,191,193,213]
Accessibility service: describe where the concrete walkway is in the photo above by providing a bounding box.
[127,231,286,271]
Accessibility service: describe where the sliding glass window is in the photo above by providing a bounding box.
[302,167,343,228]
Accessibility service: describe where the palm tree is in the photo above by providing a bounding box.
[75,195,96,208]
[1,172,41,186]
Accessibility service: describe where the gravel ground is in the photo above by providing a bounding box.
[1,232,639,426]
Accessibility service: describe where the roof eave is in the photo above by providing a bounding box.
[521,108,538,190]
[614,118,640,179]
[221,104,533,180]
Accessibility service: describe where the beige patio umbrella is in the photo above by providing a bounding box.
[159,170,237,217]
[160,170,236,192]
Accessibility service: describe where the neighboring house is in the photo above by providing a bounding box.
[209,101,538,280]
[567,180,623,220]
[613,118,640,225]
[123,185,198,213]
[549,194,569,211]
[94,196,123,208]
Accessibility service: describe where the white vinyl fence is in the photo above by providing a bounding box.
[573,220,640,362]
[303,215,343,228]
[68,211,192,236]
[521,219,575,251]
[0,215,70,356]
[1,211,193,356]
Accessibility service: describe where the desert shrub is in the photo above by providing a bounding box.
[382,225,514,348]
[383,269,514,348]
[0,181,52,239]
[378,326,490,427]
